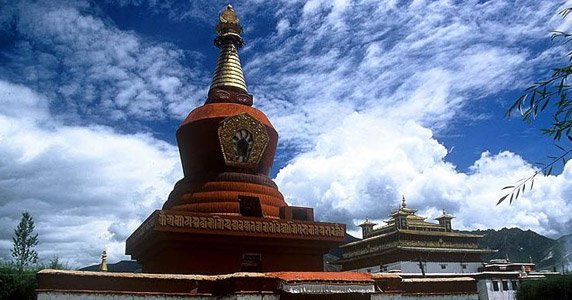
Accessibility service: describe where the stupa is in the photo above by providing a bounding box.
[125,5,345,275]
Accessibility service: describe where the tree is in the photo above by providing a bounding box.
[11,212,39,270]
[516,274,572,300]
[0,262,38,300]
[500,8,572,204]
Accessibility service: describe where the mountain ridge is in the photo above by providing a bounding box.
[466,227,570,271]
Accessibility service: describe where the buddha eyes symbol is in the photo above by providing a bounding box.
[232,129,253,162]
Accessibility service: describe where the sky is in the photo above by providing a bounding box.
[1,0,572,268]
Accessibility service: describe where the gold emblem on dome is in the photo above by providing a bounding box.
[218,113,269,169]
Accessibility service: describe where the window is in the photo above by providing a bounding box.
[492,281,499,291]
[238,196,263,217]
[440,264,447,269]
[461,264,467,269]
[241,253,261,272]
[502,281,509,291]
[291,207,309,221]
[511,281,519,290]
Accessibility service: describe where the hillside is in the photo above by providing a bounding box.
[460,228,571,271]
[539,234,572,272]
[470,228,555,267]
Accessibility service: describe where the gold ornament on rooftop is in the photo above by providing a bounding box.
[210,4,248,94]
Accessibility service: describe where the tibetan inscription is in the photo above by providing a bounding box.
[157,212,344,238]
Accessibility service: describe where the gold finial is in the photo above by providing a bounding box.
[442,209,446,215]
[216,4,242,37]
[209,5,249,97]
[401,195,407,208]
[100,250,108,272]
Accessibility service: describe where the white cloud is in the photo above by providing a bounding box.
[242,0,566,147]
[0,80,181,267]
[0,0,207,124]
[275,113,572,239]
[276,19,290,36]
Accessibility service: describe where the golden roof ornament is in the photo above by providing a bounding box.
[208,4,250,101]
[360,217,377,226]
[216,4,243,38]
[401,195,407,208]
[99,250,108,272]
[436,208,454,219]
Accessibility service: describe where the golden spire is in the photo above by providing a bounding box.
[100,250,108,272]
[209,5,248,95]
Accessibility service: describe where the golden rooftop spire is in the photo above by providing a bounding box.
[99,250,107,272]
[209,5,248,95]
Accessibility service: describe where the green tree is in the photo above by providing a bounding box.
[11,212,39,271]
[0,262,38,300]
[46,256,67,270]
[500,8,572,204]
[516,274,572,300]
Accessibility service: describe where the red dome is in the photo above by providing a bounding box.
[163,102,287,218]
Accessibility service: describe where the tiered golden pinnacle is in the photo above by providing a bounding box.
[210,43,248,92]
[209,5,248,94]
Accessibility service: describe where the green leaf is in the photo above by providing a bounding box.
[514,188,520,202]
[541,98,550,112]
[497,194,509,205]
[530,179,534,191]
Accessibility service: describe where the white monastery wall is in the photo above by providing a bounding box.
[477,279,518,300]
[353,261,481,274]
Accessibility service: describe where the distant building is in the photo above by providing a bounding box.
[339,197,496,273]
[475,259,558,300]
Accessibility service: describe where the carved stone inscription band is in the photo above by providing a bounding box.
[157,211,345,238]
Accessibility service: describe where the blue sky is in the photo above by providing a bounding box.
[1,0,572,267]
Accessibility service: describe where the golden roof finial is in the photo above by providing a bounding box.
[216,4,242,37]
[209,4,249,96]
[100,250,108,272]
[401,195,407,208]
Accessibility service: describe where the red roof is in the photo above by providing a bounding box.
[181,103,274,127]
[266,272,373,282]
